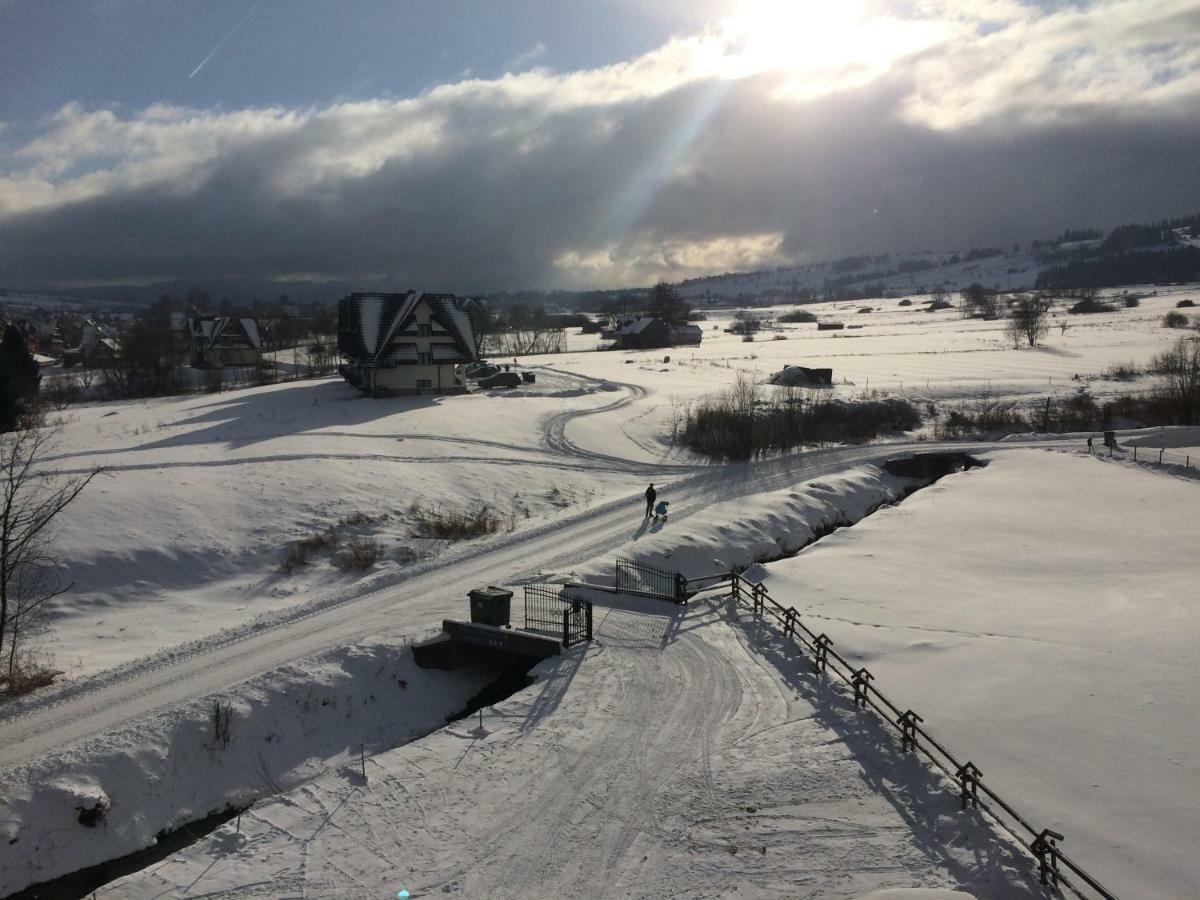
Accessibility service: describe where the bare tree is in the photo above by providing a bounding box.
[488,328,566,356]
[0,425,103,691]
[646,282,691,328]
[1152,337,1200,425]
[960,283,999,318]
[301,337,337,376]
[1007,295,1053,347]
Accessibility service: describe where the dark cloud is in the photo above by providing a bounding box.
[1,6,1199,294]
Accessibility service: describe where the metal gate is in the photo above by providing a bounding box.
[615,557,687,603]
[523,585,593,647]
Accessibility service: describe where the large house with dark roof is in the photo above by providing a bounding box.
[337,291,479,396]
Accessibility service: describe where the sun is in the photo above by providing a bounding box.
[715,0,951,95]
[724,0,870,73]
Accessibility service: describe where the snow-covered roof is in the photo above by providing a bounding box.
[338,291,478,366]
[618,317,659,336]
[240,318,263,350]
[187,316,263,351]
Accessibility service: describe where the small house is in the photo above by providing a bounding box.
[337,291,479,396]
[669,323,703,346]
[188,316,263,367]
[68,320,120,367]
[616,317,670,350]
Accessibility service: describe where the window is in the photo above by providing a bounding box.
[416,379,433,395]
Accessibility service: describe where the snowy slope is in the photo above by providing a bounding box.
[750,450,1200,899]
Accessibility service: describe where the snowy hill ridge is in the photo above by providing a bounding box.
[674,248,1044,302]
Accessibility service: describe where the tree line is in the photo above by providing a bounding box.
[1036,247,1200,289]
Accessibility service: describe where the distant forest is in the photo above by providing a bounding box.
[1036,246,1200,289]
[1099,211,1200,253]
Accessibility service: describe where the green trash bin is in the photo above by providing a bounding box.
[468,586,513,627]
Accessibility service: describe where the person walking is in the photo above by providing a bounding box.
[644,483,656,518]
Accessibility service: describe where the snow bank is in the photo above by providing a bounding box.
[563,465,917,587]
[0,640,492,896]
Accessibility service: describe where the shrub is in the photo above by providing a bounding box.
[339,511,384,526]
[778,309,817,323]
[410,501,502,539]
[898,298,913,307]
[729,311,764,334]
[1177,299,1196,308]
[76,799,109,828]
[936,397,1027,439]
[0,659,61,696]
[1069,296,1115,314]
[280,526,338,573]
[1103,361,1141,381]
[41,376,83,411]
[1124,296,1140,308]
[335,535,381,570]
[673,376,920,459]
[1163,311,1189,328]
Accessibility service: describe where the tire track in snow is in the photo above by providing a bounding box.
[537,368,699,475]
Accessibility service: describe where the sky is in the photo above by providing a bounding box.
[1,0,1198,296]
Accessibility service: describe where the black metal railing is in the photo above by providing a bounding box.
[724,570,1116,900]
[562,593,592,647]
[615,556,687,603]
[523,585,593,648]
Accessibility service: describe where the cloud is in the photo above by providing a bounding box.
[0,0,1198,292]
[504,41,547,73]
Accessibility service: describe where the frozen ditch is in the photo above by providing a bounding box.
[565,451,984,592]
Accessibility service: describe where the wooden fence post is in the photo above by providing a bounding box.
[1031,829,1064,888]
[956,761,982,810]
[897,710,923,752]
[852,668,873,708]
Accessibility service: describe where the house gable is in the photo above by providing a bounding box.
[338,292,478,367]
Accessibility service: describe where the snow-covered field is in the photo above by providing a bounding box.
[32,286,1194,680]
[754,450,1200,900]
[1,287,1197,897]
[76,449,1200,900]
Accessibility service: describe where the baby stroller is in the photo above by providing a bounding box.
[652,500,669,523]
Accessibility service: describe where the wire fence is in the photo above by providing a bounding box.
[713,570,1117,900]
[1091,440,1195,470]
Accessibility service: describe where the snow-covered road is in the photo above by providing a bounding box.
[0,439,938,773]
[102,594,1041,899]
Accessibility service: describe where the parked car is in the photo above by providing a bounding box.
[478,371,521,389]
[466,363,499,380]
